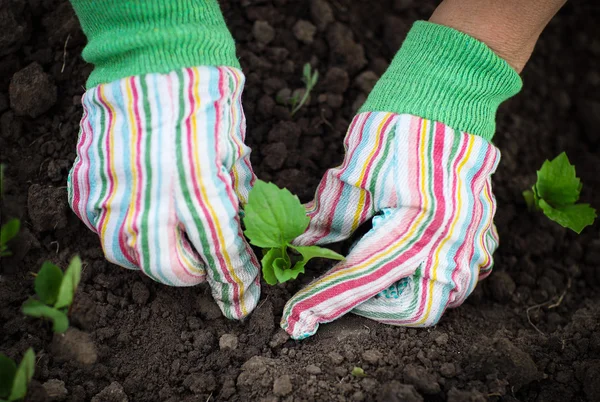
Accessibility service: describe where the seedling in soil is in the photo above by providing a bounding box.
[0,219,20,257]
[22,256,82,333]
[523,152,596,233]
[0,348,35,402]
[351,367,367,377]
[243,180,344,285]
[0,165,20,257]
[290,63,319,116]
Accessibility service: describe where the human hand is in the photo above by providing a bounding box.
[280,21,525,339]
[67,66,261,320]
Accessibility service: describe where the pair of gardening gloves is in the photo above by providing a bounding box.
[67,0,522,339]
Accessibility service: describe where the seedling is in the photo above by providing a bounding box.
[290,63,319,116]
[351,367,367,377]
[22,256,82,333]
[0,348,35,402]
[0,165,20,257]
[523,152,596,234]
[243,180,344,285]
[1,219,20,257]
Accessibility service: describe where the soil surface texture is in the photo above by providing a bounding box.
[1,1,600,401]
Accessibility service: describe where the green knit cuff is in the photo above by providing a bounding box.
[359,21,523,141]
[70,0,240,88]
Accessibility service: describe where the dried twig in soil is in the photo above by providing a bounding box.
[526,277,572,336]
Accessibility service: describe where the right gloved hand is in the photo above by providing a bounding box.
[67,0,261,320]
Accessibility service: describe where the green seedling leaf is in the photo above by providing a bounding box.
[351,367,367,377]
[35,262,63,306]
[539,200,597,234]
[22,299,69,333]
[261,248,289,286]
[55,256,82,309]
[243,180,309,248]
[273,258,304,284]
[524,152,596,233]
[0,219,20,257]
[288,245,345,273]
[8,349,35,401]
[0,354,17,398]
[535,152,581,207]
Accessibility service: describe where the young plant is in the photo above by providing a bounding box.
[523,152,596,234]
[0,348,35,402]
[22,256,82,333]
[290,63,319,116]
[0,165,20,257]
[1,219,20,257]
[243,180,344,285]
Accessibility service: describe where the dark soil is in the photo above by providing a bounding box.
[1,0,600,401]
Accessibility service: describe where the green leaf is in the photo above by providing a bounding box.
[0,354,17,398]
[0,219,20,253]
[351,367,367,377]
[535,152,582,207]
[22,299,69,333]
[35,262,63,306]
[54,256,82,309]
[8,348,35,401]
[261,248,284,286]
[290,245,345,263]
[539,199,597,234]
[243,180,309,248]
[522,189,536,211]
[273,257,304,284]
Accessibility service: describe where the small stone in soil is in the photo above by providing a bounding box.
[293,20,317,44]
[51,327,98,365]
[27,184,68,232]
[402,365,440,395]
[354,71,379,93]
[273,375,293,396]
[9,62,57,118]
[305,364,322,375]
[131,281,150,305]
[90,382,128,402]
[362,349,383,365]
[43,379,68,401]
[252,20,275,44]
[377,381,423,402]
[310,0,334,31]
[488,271,516,303]
[219,333,239,350]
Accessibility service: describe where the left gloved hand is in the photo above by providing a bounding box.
[281,21,523,339]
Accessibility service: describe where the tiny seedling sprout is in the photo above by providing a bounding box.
[0,165,20,257]
[0,348,35,402]
[290,63,319,116]
[243,180,344,285]
[22,256,82,333]
[523,152,596,233]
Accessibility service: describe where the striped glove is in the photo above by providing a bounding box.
[66,0,260,319]
[281,22,523,339]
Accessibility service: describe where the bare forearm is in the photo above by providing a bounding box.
[429,0,567,73]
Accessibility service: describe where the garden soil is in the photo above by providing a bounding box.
[1,0,600,401]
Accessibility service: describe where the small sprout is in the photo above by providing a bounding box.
[290,63,319,116]
[1,219,20,257]
[351,367,367,377]
[243,180,344,285]
[523,152,596,233]
[22,256,82,333]
[0,348,35,402]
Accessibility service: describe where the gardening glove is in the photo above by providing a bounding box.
[66,0,261,320]
[281,21,523,339]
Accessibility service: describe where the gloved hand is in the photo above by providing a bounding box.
[66,0,260,319]
[281,21,523,339]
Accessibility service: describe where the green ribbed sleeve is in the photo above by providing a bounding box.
[360,21,523,141]
[70,0,240,88]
